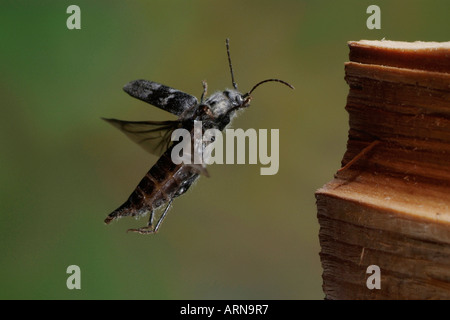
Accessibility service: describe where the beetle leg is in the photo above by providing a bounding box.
[127,200,173,234]
[200,80,208,103]
[153,199,173,233]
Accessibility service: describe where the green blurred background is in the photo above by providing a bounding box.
[0,0,448,299]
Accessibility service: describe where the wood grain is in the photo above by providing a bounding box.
[316,40,450,300]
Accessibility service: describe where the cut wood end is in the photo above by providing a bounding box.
[348,39,450,74]
[349,40,450,50]
[316,173,450,226]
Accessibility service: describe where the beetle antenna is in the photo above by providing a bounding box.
[226,38,238,90]
[246,79,294,96]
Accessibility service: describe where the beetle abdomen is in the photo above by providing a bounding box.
[104,148,198,224]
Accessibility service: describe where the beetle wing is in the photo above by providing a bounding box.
[103,118,182,157]
[123,80,198,117]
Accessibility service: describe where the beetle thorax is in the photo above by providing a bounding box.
[199,89,246,129]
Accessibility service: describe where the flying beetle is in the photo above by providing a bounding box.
[103,39,293,234]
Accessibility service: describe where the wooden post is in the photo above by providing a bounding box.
[316,40,450,300]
